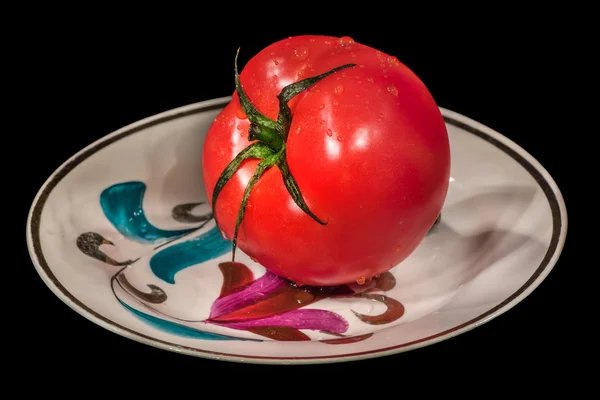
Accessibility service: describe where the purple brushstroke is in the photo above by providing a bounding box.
[209,271,288,319]
[210,308,349,334]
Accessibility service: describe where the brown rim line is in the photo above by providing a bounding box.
[26,98,567,365]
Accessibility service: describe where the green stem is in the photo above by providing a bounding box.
[231,147,283,261]
[248,124,283,152]
[277,153,327,225]
[212,142,274,223]
[215,49,356,262]
[234,49,280,133]
[277,63,356,141]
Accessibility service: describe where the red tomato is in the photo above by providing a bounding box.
[202,35,450,287]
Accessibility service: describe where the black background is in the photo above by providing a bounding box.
[21,27,577,380]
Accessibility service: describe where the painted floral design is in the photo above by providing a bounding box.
[77,181,405,343]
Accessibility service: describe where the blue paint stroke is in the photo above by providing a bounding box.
[150,225,231,284]
[117,298,241,341]
[100,181,197,244]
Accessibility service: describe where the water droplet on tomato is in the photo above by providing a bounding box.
[337,135,344,142]
[395,247,401,252]
[338,36,354,46]
[319,104,325,110]
[294,46,309,61]
[387,56,400,66]
[270,51,275,56]
[387,84,398,96]
[273,74,278,80]
[333,100,339,106]
[356,276,368,285]
[326,129,333,137]
[333,84,344,95]
[236,124,242,130]
[367,77,374,83]
[295,126,302,134]
[273,60,279,66]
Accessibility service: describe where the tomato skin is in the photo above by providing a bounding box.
[202,35,450,286]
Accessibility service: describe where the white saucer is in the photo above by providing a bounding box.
[26,96,567,364]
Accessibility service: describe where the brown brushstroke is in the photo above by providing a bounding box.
[218,262,254,297]
[318,329,344,337]
[374,272,396,292]
[171,202,213,223]
[321,333,374,344]
[76,232,137,266]
[248,327,311,341]
[76,232,166,303]
[347,271,396,294]
[352,293,405,325]
[116,274,167,304]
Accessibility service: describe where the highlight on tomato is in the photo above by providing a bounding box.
[202,35,450,287]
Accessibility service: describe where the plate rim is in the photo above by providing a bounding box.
[25,96,568,365]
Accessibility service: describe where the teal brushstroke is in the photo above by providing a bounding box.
[117,298,238,341]
[150,225,232,284]
[100,181,197,244]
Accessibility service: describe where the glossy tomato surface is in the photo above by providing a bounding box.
[202,35,450,286]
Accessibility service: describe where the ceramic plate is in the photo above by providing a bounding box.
[26,96,567,364]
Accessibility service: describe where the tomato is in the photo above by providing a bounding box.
[202,35,450,287]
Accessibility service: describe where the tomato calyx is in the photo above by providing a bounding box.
[212,49,356,261]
